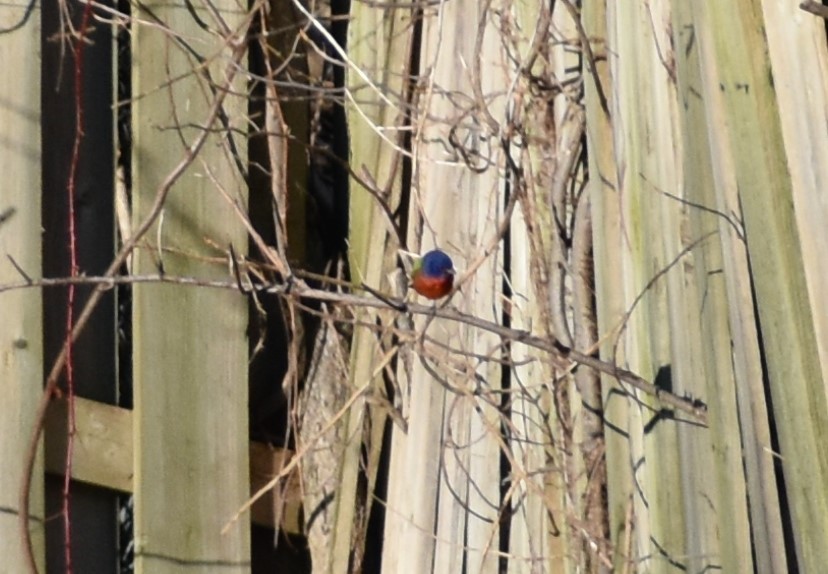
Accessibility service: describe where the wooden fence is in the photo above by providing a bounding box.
[3,0,305,571]
[2,0,828,572]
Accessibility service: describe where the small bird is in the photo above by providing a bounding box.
[411,249,455,300]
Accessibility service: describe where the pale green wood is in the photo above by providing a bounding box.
[673,4,762,572]
[686,8,787,571]
[602,2,690,569]
[44,398,134,494]
[347,0,410,281]
[43,397,302,532]
[630,2,714,571]
[697,1,828,570]
[0,5,44,569]
[759,0,828,379]
[344,2,413,573]
[131,1,250,571]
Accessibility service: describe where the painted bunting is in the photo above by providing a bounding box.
[411,249,455,300]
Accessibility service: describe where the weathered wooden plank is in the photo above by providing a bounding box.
[673,4,760,572]
[760,0,828,379]
[696,1,828,571]
[581,1,632,571]
[45,398,133,493]
[43,397,301,532]
[131,0,251,570]
[386,1,507,572]
[0,2,44,569]
[599,1,690,569]
[507,1,566,570]
[346,1,414,572]
[740,3,827,567]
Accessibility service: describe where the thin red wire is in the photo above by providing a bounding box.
[62,0,95,571]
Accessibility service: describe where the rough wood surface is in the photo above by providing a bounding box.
[382,2,507,572]
[131,0,251,570]
[697,2,828,570]
[0,4,44,569]
[299,319,351,564]
[43,397,301,532]
[345,1,414,572]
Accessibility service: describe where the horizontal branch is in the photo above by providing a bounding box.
[0,271,708,423]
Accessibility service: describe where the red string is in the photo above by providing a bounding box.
[63,0,95,571]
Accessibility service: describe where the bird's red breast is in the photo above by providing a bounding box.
[411,273,454,300]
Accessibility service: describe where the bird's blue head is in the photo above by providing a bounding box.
[419,249,454,278]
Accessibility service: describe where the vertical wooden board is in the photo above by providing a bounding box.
[581,1,632,568]
[0,3,44,569]
[605,1,689,568]
[372,0,431,569]
[345,3,413,573]
[690,5,790,572]
[698,2,828,571]
[347,0,409,279]
[507,207,556,572]
[634,2,706,571]
[506,4,559,570]
[672,4,758,571]
[131,1,250,571]
[380,1,507,572]
[434,392,473,574]
[461,23,506,564]
[759,0,828,380]
[600,4,653,564]
[459,216,501,574]
[415,2,505,572]
[382,346,445,574]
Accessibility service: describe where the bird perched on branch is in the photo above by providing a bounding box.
[410,249,455,300]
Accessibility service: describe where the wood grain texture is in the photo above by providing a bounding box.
[698,2,828,570]
[506,3,568,571]
[581,1,632,570]
[760,0,828,395]
[45,398,133,493]
[386,2,506,573]
[43,397,301,532]
[599,1,690,568]
[0,4,44,569]
[346,1,414,573]
[131,0,251,570]
[675,4,769,572]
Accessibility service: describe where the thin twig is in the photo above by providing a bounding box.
[0,206,16,226]
[7,255,33,284]
[800,0,828,19]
